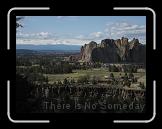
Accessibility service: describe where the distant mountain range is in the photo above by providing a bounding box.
[16,49,39,54]
[16,44,81,51]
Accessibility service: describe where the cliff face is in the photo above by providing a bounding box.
[80,41,97,62]
[80,37,146,64]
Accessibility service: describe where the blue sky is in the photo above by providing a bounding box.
[16,16,146,45]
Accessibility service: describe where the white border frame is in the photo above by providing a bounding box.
[113,7,156,123]
[9,6,156,124]
[7,7,50,123]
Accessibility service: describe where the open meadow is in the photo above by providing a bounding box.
[45,68,146,86]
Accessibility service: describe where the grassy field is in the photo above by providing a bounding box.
[44,68,146,84]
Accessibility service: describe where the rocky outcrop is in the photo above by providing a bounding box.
[80,41,97,62]
[80,37,146,64]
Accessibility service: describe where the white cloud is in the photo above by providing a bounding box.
[56,16,79,20]
[17,31,90,45]
[16,38,90,46]
[16,21,146,45]
[90,32,104,38]
[56,16,64,19]
[104,21,146,43]
[16,33,91,46]
[37,32,50,37]
[75,35,85,39]
[16,32,52,39]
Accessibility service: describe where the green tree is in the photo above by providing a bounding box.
[124,72,128,80]
[63,78,69,85]
[91,75,98,84]
[16,74,40,113]
[16,17,24,28]
[109,73,114,79]
[128,72,134,79]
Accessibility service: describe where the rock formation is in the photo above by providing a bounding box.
[80,37,146,64]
